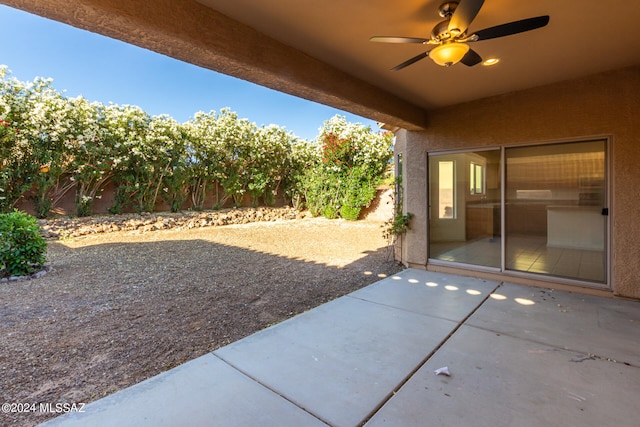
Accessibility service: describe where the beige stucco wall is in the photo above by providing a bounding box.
[397,66,640,299]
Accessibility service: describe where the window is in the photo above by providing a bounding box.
[438,160,455,219]
[470,162,484,195]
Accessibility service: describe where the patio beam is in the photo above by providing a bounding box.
[0,0,429,131]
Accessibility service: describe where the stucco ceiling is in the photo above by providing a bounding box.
[196,0,640,110]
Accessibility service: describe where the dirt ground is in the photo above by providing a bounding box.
[0,216,403,427]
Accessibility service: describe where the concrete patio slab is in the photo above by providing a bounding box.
[37,270,640,427]
[366,325,640,427]
[214,291,465,427]
[40,353,327,427]
[350,269,499,321]
[466,282,640,365]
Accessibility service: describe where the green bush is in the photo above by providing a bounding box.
[321,204,339,219]
[0,210,47,278]
[339,166,377,221]
[339,204,362,221]
[302,117,393,220]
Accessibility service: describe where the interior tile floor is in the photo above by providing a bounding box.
[430,235,606,282]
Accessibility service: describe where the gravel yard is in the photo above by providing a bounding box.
[0,214,403,426]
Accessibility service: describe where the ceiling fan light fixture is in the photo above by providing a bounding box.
[429,42,469,67]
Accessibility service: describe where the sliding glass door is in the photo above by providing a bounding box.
[505,140,607,282]
[428,150,501,268]
[428,140,607,284]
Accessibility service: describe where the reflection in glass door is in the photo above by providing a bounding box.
[429,150,501,268]
[505,141,607,282]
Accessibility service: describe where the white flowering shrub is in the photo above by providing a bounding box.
[22,82,78,217]
[102,104,157,213]
[251,125,297,206]
[1,67,42,212]
[67,98,111,216]
[0,69,390,219]
[184,109,256,209]
[283,138,321,209]
[152,115,191,212]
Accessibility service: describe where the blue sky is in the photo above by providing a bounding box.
[0,5,378,141]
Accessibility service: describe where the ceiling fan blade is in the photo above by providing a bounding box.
[370,36,428,44]
[449,0,485,35]
[460,48,482,66]
[472,15,550,41]
[391,52,429,71]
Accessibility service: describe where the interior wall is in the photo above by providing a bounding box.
[398,66,640,299]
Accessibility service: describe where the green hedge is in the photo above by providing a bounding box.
[0,210,47,278]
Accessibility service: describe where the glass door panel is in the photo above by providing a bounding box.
[505,140,606,283]
[429,150,501,267]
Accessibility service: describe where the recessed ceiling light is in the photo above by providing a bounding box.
[483,58,500,66]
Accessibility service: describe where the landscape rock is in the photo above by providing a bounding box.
[0,265,51,282]
[38,207,302,239]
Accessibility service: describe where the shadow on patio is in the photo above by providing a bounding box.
[0,220,401,427]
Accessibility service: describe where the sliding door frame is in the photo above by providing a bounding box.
[427,136,611,290]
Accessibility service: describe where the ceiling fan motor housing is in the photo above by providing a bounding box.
[438,1,459,18]
[431,19,453,41]
[433,2,462,41]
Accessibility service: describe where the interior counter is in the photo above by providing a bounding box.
[547,205,604,250]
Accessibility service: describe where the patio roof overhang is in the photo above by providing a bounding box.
[3,0,640,132]
[0,0,428,130]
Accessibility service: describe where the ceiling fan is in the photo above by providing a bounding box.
[370,0,549,70]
